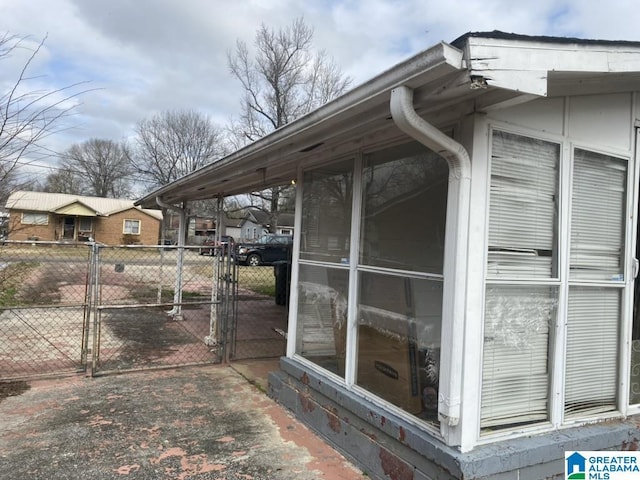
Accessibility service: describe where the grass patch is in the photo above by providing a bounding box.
[0,262,39,307]
[236,266,276,297]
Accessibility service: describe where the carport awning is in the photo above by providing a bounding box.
[135,42,469,208]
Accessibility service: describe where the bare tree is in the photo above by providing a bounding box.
[0,32,90,205]
[227,17,351,231]
[132,109,226,192]
[131,110,226,242]
[41,166,85,195]
[47,138,133,198]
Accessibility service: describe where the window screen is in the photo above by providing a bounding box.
[300,159,353,263]
[361,142,448,274]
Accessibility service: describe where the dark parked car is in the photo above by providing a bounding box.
[235,234,292,266]
[199,235,234,256]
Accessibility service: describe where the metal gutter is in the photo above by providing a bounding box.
[136,42,464,208]
[390,85,471,436]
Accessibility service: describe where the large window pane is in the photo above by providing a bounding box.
[356,271,442,423]
[295,264,349,377]
[481,286,556,430]
[488,131,559,278]
[570,150,626,281]
[300,159,353,263]
[565,287,619,418]
[361,142,448,273]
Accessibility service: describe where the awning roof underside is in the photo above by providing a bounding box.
[136,32,640,209]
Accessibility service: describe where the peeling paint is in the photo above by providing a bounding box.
[379,448,414,480]
[299,391,316,413]
[359,427,377,442]
[326,406,341,433]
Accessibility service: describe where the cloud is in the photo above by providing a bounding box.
[1,0,639,180]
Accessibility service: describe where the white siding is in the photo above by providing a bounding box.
[488,97,565,135]
[568,93,632,150]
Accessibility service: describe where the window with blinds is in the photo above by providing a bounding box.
[569,150,626,281]
[481,286,556,428]
[481,130,560,430]
[564,149,626,418]
[564,287,619,418]
[487,131,560,279]
[483,129,629,432]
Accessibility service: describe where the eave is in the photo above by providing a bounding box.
[136,42,466,208]
[136,32,640,209]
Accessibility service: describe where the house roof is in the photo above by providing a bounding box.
[136,31,640,208]
[225,208,295,229]
[6,191,163,220]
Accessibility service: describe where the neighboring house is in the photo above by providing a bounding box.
[224,208,294,242]
[5,191,162,245]
[136,32,640,479]
[164,211,216,244]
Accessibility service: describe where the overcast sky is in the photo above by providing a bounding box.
[2,0,640,182]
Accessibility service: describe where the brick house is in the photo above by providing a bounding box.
[5,191,162,245]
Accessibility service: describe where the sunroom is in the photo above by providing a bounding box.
[137,32,640,479]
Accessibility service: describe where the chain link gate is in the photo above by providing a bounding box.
[221,257,288,361]
[0,241,92,380]
[1,240,288,380]
[90,244,225,375]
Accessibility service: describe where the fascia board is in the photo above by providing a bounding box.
[465,37,640,96]
[136,42,464,208]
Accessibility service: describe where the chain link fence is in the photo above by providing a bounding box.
[0,241,91,379]
[1,240,289,380]
[224,261,289,361]
[92,244,221,375]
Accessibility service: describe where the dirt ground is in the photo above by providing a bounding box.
[0,363,365,480]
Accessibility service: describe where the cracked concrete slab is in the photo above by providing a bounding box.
[0,365,365,480]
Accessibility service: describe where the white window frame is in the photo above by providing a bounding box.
[477,123,634,445]
[286,121,637,452]
[626,126,640,415]
[21,212,48,225]
[288,147,449,441]
[123,219,141,235]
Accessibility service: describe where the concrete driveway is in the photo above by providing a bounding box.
[0,362,364,479]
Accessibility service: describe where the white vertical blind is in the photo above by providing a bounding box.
[488,131,560,278]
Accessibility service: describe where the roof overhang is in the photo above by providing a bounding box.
[136,41,466,208]
[136,32,640,209]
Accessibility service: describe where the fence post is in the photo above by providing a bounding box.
[90,243,101,375]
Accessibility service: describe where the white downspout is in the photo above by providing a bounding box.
[390,86,471,435]
[156,196,186,320]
